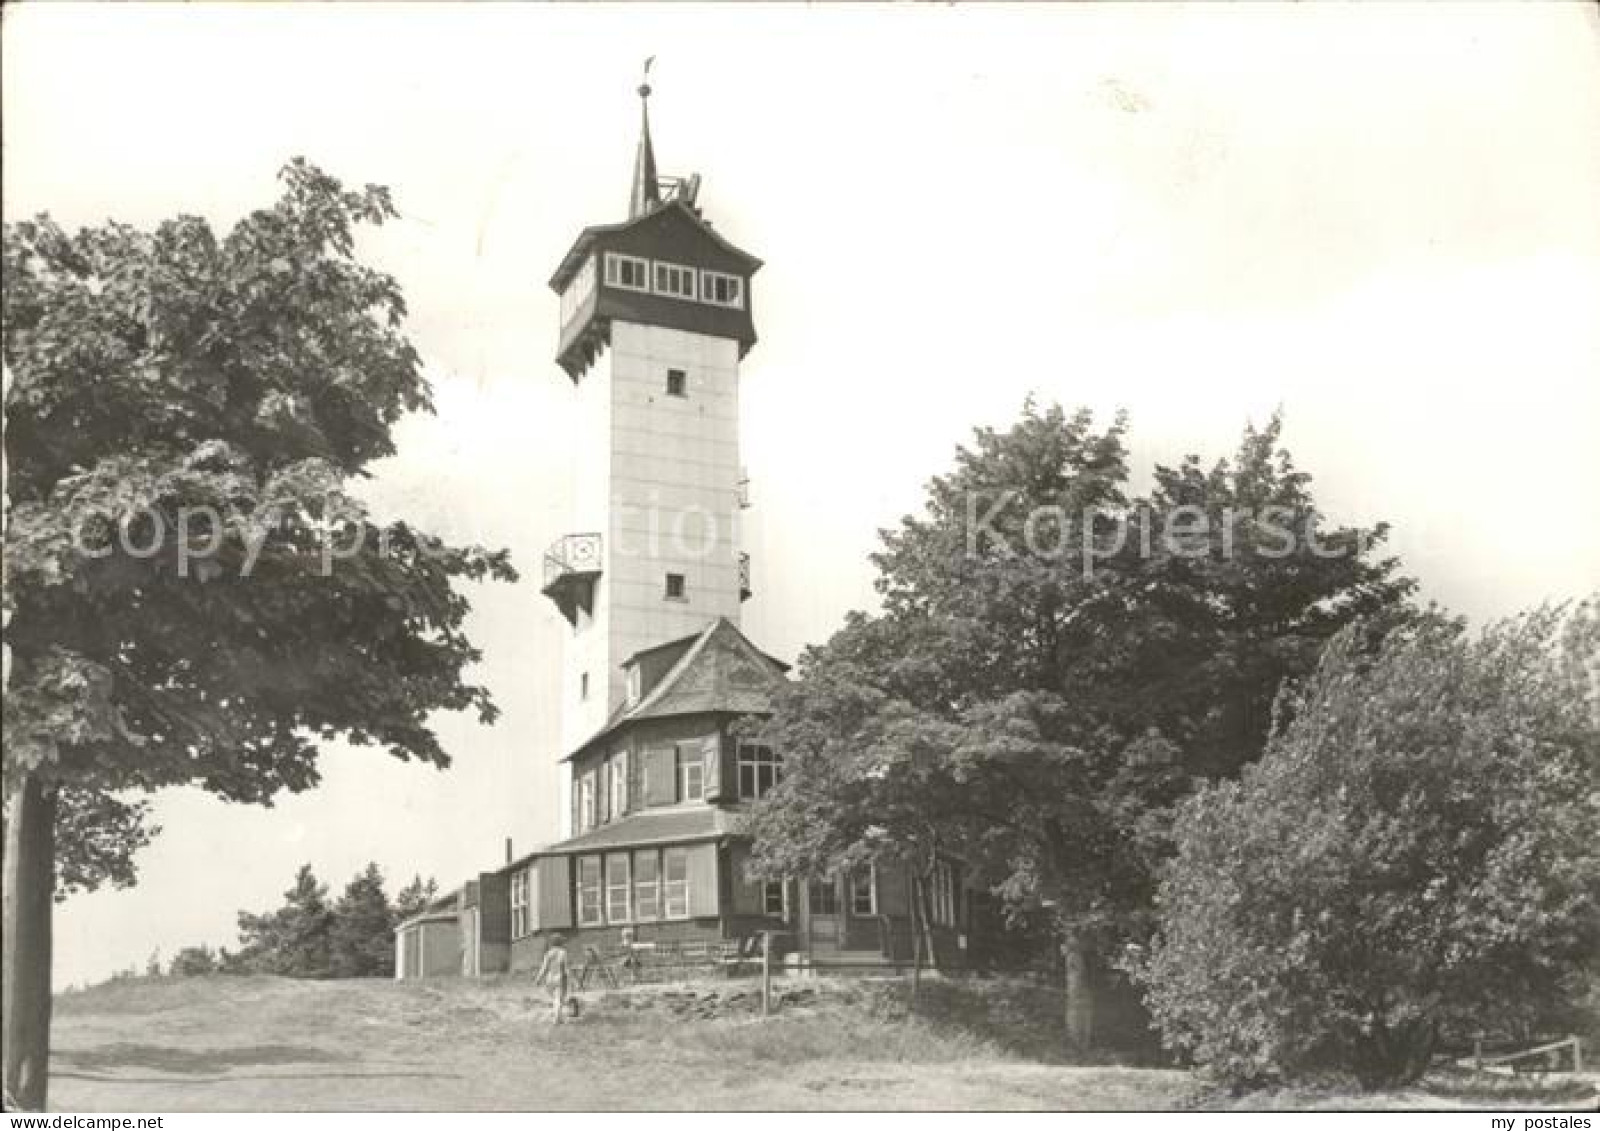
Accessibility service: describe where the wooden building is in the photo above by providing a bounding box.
[497,617,970,972]
[397,74,971,979]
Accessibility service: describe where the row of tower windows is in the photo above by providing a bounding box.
[603,252,746,310]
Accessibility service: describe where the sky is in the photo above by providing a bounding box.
[3,2,1598,988]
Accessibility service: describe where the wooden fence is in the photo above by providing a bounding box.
[1462,1036,1585,1074]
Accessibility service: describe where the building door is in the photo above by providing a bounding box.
[402,927,420,979]
[805,877,843,955]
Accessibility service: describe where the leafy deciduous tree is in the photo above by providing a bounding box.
[747,402,1412,1050]
[1137,602,1600,1090]
[2,159,515,1108]
[167,944,219,978]
[52,789,160,902]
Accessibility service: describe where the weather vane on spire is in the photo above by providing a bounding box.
[629,57,661,218]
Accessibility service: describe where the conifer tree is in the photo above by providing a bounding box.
[329,863,396,978]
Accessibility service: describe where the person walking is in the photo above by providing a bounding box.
[533,935,572,1025]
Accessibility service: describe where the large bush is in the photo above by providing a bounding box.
[1137,602,1600,1090]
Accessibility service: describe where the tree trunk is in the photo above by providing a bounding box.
[914,870,938,974]
[1061,925,1094,1055]
[908,872,923,1013]
[2,774,56,1110]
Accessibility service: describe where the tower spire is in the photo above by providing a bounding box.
[629,57,661,219]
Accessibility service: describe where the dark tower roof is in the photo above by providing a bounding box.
[549,66,763,379]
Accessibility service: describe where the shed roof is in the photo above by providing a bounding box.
[393,910,459,934]
[539,805,731,855]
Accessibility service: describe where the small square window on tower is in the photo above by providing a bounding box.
[666,369,687,397]
[664,573,687,601]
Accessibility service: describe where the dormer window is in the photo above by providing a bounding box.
[653,261,697,301]
[604,252,650,292]
[700,270,744,309]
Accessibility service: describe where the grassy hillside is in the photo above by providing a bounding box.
[47,975,1595,1112]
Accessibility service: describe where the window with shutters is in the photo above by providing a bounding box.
[663,848,690,919]
[679,748,705,802]
[737,742,782,800]
[577,856,603,926]
[605,854,631,923]
[633,850,660,920]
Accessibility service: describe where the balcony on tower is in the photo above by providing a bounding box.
[738,551,752,602]
[543,533,602,625]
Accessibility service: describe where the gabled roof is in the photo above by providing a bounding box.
[630,617,786,720]
[562,617,789,762]
[547,198,764,294]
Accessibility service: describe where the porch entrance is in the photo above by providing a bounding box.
[804,876,843,955]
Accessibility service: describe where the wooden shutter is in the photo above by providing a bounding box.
[627,747,644,811]
[687,842,720,919]
[875,862,910,916]
[534,856,572,930]
[615,750,630,815]
[700,734,723,801]
[645,746,677,806]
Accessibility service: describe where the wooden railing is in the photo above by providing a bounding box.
[1464,1035,1584,1074]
